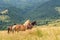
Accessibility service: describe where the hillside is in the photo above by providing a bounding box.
[0,0,60,29]
[1,26,60,40]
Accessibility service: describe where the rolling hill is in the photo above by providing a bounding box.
[0,0,60,29]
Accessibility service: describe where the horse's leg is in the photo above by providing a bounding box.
[16,30,19,33]
[12,29,15,33]
[17,28,20,32]
[8,28,10,34]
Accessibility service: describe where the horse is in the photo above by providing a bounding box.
[23,19,31,29]
[7,24,26,33]
[26,21,37,29]
[12,24,26,32]
[11,20,31,33]
[23,20,37,29]
[7,20,37,33]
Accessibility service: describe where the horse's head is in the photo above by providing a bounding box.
[31,21,37,26]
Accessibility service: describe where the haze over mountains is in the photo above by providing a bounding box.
[0,0,60,29]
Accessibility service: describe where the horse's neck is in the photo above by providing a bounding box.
[23,20,31,26]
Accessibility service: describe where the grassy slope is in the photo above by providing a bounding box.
[0,24,60,40]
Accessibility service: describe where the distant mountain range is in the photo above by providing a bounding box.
[0,0,60,30]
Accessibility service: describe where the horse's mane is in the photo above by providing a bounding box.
[23,19,31,26]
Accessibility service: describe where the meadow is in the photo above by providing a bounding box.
[0,25,60,40]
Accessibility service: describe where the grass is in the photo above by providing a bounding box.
[0,26,60,40]
[1,20,60,40]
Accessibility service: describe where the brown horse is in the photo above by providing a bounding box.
[27,21,37,29]
[7,24,26,33]
[12,24,26,32]
[23,20,36,29]
[7,20,36,33]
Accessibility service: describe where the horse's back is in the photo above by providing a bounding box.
[12,24,26,31]
[12,25,17,29]
[20,25,26,31]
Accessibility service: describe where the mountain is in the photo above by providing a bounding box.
[0,0,60,30]
[0,0,49,9]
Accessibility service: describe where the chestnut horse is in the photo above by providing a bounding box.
[7,20,36,33]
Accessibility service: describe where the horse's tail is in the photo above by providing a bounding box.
[8,28,10,34]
